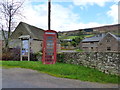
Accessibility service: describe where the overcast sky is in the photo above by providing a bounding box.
[21,0,119,31]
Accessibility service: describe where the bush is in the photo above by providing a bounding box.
[2,47,39,61]
[30,53,38,61]
[2,47,20,61]
[33,51,43,61]
[57,53,65,63]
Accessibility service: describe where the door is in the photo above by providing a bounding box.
[45,36,54,63]
[42,30,57,64]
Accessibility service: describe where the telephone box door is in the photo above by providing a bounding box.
[42,30,57,64]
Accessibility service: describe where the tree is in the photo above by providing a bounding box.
[0,0,24,52]
[71,41,76,47]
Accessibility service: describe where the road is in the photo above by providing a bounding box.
[2,68,118,88]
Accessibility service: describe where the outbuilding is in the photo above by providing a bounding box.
[10,22,44,53]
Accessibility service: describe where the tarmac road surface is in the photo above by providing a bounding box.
[1,68,119,88]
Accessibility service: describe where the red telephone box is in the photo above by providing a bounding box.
[42,30,57,64]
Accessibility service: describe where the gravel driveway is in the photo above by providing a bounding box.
[2,68,119,88]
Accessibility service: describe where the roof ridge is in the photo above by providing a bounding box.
[20,22,44,30]
[106,32,119,40]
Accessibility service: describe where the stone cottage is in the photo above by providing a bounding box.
[10,22,44,53]
[80,32,120,52]
[80,33,105,52]
[98,32,120,52]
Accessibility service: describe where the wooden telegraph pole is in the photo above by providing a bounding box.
[48,0,51,30]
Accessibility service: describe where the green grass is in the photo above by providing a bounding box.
[64,36,79,39]
[75,49,84,52]
[84,34,95,38]
[0,61,2,67]
[60,35,95,40]
[1,61,120,84]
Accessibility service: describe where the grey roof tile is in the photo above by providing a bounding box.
[82,34,105,42]
[82,32,120,42]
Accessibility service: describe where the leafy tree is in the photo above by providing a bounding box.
[71,41,76,47]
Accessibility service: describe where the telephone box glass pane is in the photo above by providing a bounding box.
[47,36,54,39]
[46,49,54,52]
[45,32,56,34]
[47,40,53,42]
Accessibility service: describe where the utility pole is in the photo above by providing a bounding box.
[48,0,51,30]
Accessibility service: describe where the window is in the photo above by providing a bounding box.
[47,40,53,42]
[107,47,111,51]
[91,47,93,49]
[46,49,54,52]
[46,53,53,55]
[83,47,88,49]
[47,43,54,46]
[47,47,53,49]
[47,36,53,39]
[83,47,88,50]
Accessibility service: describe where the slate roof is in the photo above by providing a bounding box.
[11,22,44,40]
[82,34,105,42]
[82,32,120,42]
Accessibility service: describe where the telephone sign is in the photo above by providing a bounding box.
[42,30,57,64]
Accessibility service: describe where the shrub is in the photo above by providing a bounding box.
[57,52,65,63]
[2,47,38,61]
[2,47,20,61]
[33,51,43,61]
[30,53,38,61]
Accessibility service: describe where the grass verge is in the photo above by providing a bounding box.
[1,61,120,84]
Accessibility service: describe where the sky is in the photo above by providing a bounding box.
[21,0,119,31]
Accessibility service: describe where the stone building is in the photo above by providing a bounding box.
[80,34,105,52]
[80,32,120,52]
[98,32,120,52]
[10,22,44,53]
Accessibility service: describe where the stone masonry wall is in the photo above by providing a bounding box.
[61,52,120,75]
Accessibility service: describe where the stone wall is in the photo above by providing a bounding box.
[60,52,120,75]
